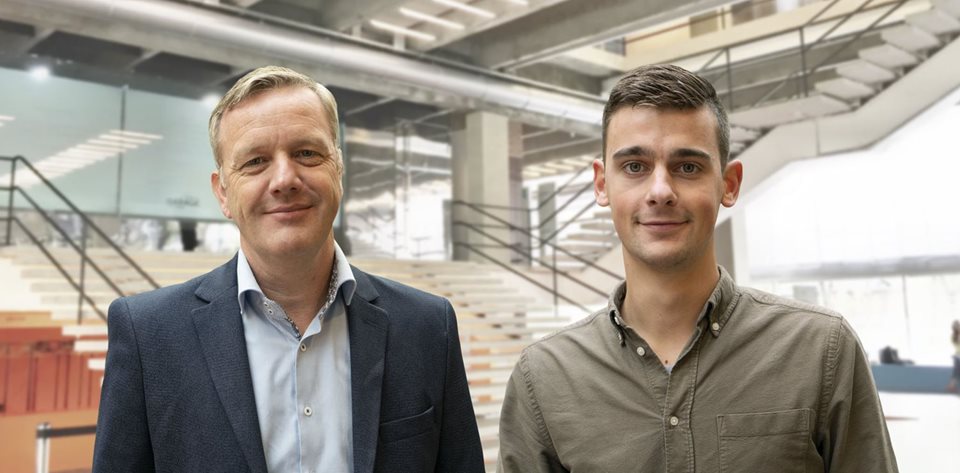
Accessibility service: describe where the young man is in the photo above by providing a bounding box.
[93,66,483,473]
[497,65,897,472]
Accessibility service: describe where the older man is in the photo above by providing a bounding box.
[93,66,483,473]
[497,64,897,472]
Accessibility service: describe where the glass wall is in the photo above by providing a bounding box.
[745,85,960,365]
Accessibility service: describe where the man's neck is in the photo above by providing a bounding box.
[242,241,336,332]
[620,253,720,364]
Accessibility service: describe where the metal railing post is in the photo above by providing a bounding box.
[799,27,809,97]
[77,218,88,325]
[552,245,559,318]
[724,48,734,110]
[5,157,16,245]
[35,422,50,473]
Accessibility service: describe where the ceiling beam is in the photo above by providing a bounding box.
[444,0,732,69]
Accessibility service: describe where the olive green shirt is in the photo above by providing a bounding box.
[498,267,897,473]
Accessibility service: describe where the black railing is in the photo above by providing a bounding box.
[687,0,914,120]
[450,160,624,311]
[1,155,159,323]
[35,422,97,473]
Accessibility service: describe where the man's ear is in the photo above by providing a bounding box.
[593,158,609,207]
[211,170,232,219]
[721,160,743,208]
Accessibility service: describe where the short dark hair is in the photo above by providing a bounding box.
[602,64,730,167]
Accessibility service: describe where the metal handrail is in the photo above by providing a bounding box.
[453,242,592,313]
[453,221,609,298]
[752,0,905,108]
[453,200,622,280]
[808,0,908,75]
[3,156,159,288]
[2,155,161,322]
[538,180,595,232]
[673,0,888,68]
[533,160,595,211]
[36,422,97,473]
[8,217,105,320]
[540,197,604,246]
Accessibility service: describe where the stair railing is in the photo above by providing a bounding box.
[1,155,159,323]
[684,0,913,117]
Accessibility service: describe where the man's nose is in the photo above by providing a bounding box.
[646,168,677,206]
[268,155,302,193]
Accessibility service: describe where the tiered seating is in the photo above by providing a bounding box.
[0,246,571,469]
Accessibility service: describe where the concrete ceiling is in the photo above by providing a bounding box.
[0,0,842,176]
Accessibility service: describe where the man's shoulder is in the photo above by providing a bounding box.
[735,285,845,334]
[112,258,233,318]
[519,309,610,367]
[353,265,446,306]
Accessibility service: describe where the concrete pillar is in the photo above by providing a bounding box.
[450,111,512,263]
[714,209,751,285]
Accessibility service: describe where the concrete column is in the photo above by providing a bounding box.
[450,111,511,263]
[714,209,751,285]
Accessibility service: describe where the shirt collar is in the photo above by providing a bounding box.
[607,266,740,345]
[236,242,357,315]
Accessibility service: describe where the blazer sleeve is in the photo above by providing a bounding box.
[92,298,155,473]
[434,299,485,472]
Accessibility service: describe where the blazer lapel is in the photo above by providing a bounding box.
[348,267,389,473]
[191,257,268,473]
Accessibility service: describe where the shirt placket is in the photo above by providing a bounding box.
[661,336,701,473]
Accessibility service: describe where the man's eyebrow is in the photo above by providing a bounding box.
[610,146,654,160]
[670,148,712,161]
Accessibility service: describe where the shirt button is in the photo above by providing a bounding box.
[304,406,313,417]
[711,322,720,331]
[300,343,307,352]
[636,346,646,357]
[669,416,679,426]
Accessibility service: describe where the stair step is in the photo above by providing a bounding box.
[62,325,108,337]
[881,24,942,52]
[906,8,960,35]
[835,59,897,85]
[74,340,109,353]
[729,94,850,129]
[581,221,615,231]
[858,44,919,69]
[815,77,876,100]
[730,126,760,142]
[933,0,960,19]
[564,232,617,243]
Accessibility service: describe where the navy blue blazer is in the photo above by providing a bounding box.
[92,256,484,472]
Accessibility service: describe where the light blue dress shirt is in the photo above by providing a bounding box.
[237,244,357,473]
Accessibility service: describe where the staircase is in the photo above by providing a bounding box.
[0,245,571,469]
[727,0,960,153]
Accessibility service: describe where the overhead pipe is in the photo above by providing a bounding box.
[1,0,604,134]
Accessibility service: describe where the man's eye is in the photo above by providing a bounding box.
[242,157,264,168]
[625,162,644,173]
[679,163,699,174]
[296,150,320,159]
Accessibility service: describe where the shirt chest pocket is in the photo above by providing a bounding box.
[717,408,812,473]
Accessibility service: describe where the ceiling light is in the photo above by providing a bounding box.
[98,134,152,145]
[202,94,220,106]
[399,8,465,30]
[29,65,50,81]
[370,20,437,41]
[0,115,14,121]
[431,0,495,19]
[108,129,163,140]
[504,0,529,5]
